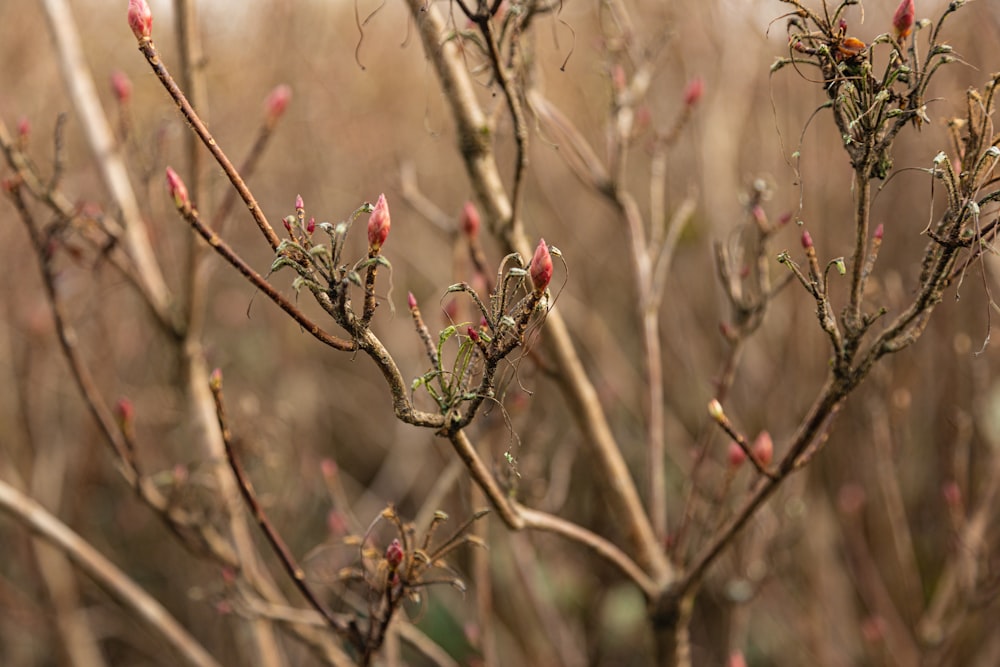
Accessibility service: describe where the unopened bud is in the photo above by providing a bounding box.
[612,64,627,93]
[942,481,961,508]
[127,0,153,41]
[873,223,884,241]
[306,217,315,234]
[728,652,748,667]
[367,193,391,252]
[727,442,747,468]
[209,368,223,391]
[264,84,292,126]
[467,326,480,342]
[683,76,705,107]
[385,538,404,570]
[165,167,189,209]
[407,292,417,310]
[893,0,915,40]
[111,70,132,104]
[461,201,480,239]
[752,431,773,466]
[295,194,304,212]
[115,397,134,427]
[529,238,553,292]
[17,117,30,141]
[801,230,813,249]
[708,399,725,421]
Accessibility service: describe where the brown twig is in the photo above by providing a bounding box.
[0,479,223,667]
[135,36,281,250]
[172,201,356,351]
[208,370,364,648]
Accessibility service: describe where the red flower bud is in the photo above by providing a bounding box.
[801,230,813,249]
[264,84,292,126]
[306,216,315,235]
[461,201,480,239]
[752,431,773,467]
[529,238,552,292]
[111,70,132,104]
[115,397,134,426]
[612,64,627,93]
[727,442,746,468]
[385,538,404,570]
[127,0,153,41]
[367,193,391,252]
[467,326,480,342]
[893,0,915,40]
[728,652,748,667]
[165,167,189,209]
[942,481,961,509]
[682,76,704,107]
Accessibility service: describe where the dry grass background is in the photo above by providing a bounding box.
[2,1,1000,665]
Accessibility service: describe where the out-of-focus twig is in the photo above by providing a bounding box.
[0,479,223,667]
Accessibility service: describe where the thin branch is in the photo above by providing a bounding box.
[208,371,364,648]
[0,480,223,667]
[405,0,671,583]
[173,202,357,351]
[39,0,173,317]
[135,36,281,250]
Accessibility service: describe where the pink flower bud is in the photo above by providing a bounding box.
[115,397,134,426]
[727,442,746,468]
[264,84,292,125]
[893,0,915,39]
[801,230,813,249]
[17,117,30,140]
[326,509,347,536]
[165,167,189,209]
[874,223,884,241]
[752,431,773,466]
[529,238,552,292]
[682,76,704,107]
[385,538,404,570]
[461,201,480,239]
[612,64,627,93]
[778,211,793,226]
[728,652,748,667]
[942,481,961,508]
[127,0,153,41]
[110,70,132,104]
[306,216,315,234]
[367,193,391,252]
[407,292,417,310]
[295,194,304,212]
[837,483,866,515]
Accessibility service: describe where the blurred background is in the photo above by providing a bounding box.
[2,0,1000,665]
